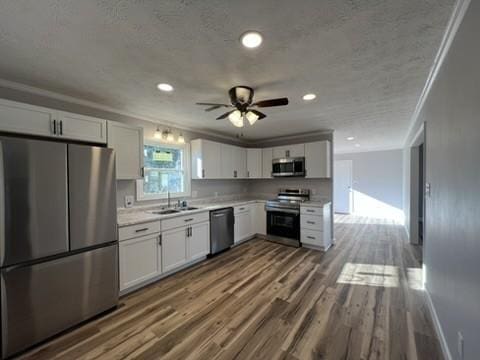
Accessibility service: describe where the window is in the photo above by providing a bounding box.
[136,142,190,200]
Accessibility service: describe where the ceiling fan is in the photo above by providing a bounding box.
[196,86,288,128]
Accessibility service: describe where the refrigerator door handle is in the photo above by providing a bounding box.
[0,141,4,265]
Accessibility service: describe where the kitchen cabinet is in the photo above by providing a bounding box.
[305,140,331,178]
[247,149,262,178]
[107,121,144,180]
[162,226,188,272]
[191,139,222,179]
[57,111,107,144]
[220,144,234,178]
[0,99,106,144]
[300,204,332,251]
[221,144,246,179]
[273,144,305,159]
[251,202,266,235]
[188,222,210,261]
[233,146,247,178]
[119,233,162,291]
[262,148,273,178]
[234,206,253,243]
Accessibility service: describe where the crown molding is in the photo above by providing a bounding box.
[244,129,334,145]
[0,78,242,143]
[403,0,471,147]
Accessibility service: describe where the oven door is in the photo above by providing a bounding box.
[266,208,300,240]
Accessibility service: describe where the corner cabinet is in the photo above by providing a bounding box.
[262,148,273,178]
[305,140,331,178]
[0,99,107,144]
[107,121,144,179]
[191,139,221,179]
[234,205,253,243]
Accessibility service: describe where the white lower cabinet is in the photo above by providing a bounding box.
[300,204,332,251]
[251,202,266,235]
[119,233,162,291]
[234,207,253,244]
[162,226,188,273]
[188,222,210,261]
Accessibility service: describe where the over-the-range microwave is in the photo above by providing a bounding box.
[272,157,306,177]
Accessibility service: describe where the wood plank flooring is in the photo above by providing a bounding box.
[18,215,442,360]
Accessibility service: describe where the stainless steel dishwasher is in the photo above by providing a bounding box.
[210,207,234,255]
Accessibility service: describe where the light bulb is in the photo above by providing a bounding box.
[178,134,185,144]
[228,110,244,128]
[245,111,259,125]
[167,132,174,142]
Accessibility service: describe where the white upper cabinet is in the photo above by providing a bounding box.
[262,148,273,178]
[247,149,262,179]
[233,146,247,178]
[0,99,107,144]
[305,140,331,178]
[273,144,305,159]
[0,99,56,138]
[220,144,235,178]
[191,139,221,179]
[107,121,144,180]
[57,111,106,143]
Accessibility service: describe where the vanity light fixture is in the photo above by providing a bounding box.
[178,134,185,144]
[154,126,162,139]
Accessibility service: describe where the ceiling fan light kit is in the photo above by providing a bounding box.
[196,86,288,128]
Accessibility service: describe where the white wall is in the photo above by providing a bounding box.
[403,1,479,359]
[335,149,404,222]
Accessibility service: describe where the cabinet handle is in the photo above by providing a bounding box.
[239,207,245,211]
[306,209,315,213]
[247,171,250,178]
[135,227,149,233]
[184,218,194,222]
[307,236,316,240]
[189,227,192,237]
[52,120,57,135]
[141,167,145,177]
[202,169,205,178]
[59,120,63,135]
[307,221,315,225]
[286,150,290,157]
[158,234,162,246]
[233,170,237,178]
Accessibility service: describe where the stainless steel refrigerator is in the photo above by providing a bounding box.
[0,136,119,359]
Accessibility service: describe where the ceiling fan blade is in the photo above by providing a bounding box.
[249,109,267,120]
[252,97,289,107]
[216,110,235,120]
[205,105,224,112]
[196,102,230,106]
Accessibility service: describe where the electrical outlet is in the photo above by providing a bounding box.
[457,331,464,359]
[124,195,134,208]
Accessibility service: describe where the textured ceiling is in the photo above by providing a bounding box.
[0,0,455,152]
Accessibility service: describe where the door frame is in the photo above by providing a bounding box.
[408,123,425,245]
[334,160,353,214]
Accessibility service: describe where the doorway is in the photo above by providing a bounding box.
[334,160,353,214]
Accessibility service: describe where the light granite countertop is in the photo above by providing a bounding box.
[301,200,332,208]
[117,199,267,227]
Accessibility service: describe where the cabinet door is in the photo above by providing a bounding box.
[220,144,235,178]
[107,121,144,179]
[262,148,273,178]
[0,99,56,138]
[191,139,222,179]
[234,146,247,178]
[247,149,262,178]
[251,203,266,235]
[305,141,331,178]
[273,144,305,158]
[234,211,252,243]
[119,234,161,291]
[188,222,210,261]
[162,227,187,272]
[58,111,107,144]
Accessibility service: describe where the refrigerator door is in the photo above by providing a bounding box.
[0,244,118,359]
[0,137,69,267]
[68,144,117,250]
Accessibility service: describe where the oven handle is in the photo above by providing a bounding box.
[265,206,300,215]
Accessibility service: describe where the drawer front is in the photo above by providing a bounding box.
[301,214,323,231]
[119,221,161,241]
[234,204,250,215]
[161,211,209,231]
[301,228,324,247]
[300,206,323,216]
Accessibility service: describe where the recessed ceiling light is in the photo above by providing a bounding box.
[347,136,355,141]
[302,93,316,101]
[240,31,263,48]
[355,144,361,147]
[157,83,173,92]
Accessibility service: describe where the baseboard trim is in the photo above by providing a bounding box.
[424,288,452,360]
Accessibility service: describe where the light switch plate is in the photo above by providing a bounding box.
[124,195,134,208]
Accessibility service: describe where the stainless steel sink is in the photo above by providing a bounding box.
[149,209,180,215]
[179,207,198,211]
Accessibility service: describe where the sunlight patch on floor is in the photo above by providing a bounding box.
[407,267,424,290]
[337,263,399,288]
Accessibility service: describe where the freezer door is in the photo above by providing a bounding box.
[68,144,117,250]
[0,137,69,267]
[1,244,118,359]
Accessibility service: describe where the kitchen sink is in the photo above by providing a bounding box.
[179,207,198,211]
[149,209,180,215]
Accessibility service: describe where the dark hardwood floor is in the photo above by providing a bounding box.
[18,215,442,360]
